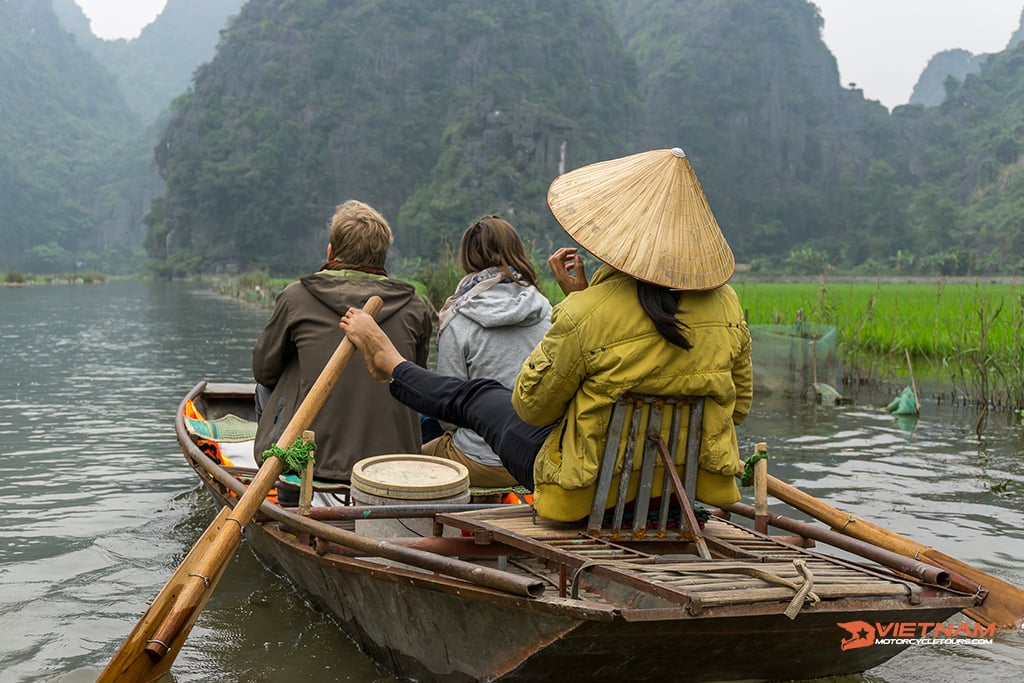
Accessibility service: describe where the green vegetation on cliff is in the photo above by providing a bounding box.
[8,0,1024,279]
[0,0,145,273]
[148,0,641,273]
[52,0,244,122]
[149,0,1024,277]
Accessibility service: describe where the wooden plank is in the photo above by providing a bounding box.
[441,503,925,618]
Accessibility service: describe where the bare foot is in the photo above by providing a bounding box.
[339,308,405,382]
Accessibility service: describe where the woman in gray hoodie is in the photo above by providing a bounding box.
[427,215,552,487]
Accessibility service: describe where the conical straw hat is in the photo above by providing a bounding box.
[547,148,734,290]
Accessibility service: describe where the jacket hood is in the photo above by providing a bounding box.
[300,271,420,323]
[455,282,552,329]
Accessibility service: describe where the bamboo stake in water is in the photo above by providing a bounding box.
[905,348,920,412]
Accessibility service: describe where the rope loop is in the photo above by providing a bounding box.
[189,572,211,588]
[262,435,317,474]
[740,450,769,487]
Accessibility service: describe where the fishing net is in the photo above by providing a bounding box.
[279,472,347,490]
[749,323,838,395]
[469,485,534,504]
[885,386,919,415]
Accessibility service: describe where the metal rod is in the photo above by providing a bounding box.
[612,403,643,533]
[588,401,627,532]
[300,503,513,520]
[632,402,662,537]
[723,502,953,588]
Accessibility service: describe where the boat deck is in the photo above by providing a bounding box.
[171,382,982,683]
[180,383,970,620]
[436,506,932,617]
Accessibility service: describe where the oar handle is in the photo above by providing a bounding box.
[765,473,925,553]
[143,296,383,662]
[231,295,383,527]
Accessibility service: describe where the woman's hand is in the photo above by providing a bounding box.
[547,247,588,295]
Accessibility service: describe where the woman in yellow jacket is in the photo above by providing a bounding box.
[341,148,752,522]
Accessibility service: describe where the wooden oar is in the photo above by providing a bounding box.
[765,473,1024,628]
[97,296,383,682]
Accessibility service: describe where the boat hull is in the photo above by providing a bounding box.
[179,382,972,682]
[242,515,958,683]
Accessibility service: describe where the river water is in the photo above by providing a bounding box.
[0,279,1021,682]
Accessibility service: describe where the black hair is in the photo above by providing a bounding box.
[637,281,692,350]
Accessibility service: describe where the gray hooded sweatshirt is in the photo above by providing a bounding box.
[436,282,552,467]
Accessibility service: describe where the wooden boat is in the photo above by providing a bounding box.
[176,381,979,683]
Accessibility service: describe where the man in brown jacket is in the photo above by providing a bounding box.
[252,200,432,505]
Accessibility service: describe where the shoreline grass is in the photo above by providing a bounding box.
[214,267,1024,410]
[734,278,1024,409]
[3,269,108,285]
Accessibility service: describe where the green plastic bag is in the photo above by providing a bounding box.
[884,386,919,416]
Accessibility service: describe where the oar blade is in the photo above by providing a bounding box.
[921,549,1024,629]
[99,295,384,677]
[97,506,239,683]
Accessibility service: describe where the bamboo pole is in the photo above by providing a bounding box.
[905,349,921,412]
[98,297,383,682]
[753,442,768,534]
[297,430,315,517]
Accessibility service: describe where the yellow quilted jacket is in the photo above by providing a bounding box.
[512,266,752,522]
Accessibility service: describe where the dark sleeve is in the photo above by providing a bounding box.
[252,292,294,386]
[413,297,433,368]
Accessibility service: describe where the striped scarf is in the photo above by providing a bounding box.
[437,267,523,334]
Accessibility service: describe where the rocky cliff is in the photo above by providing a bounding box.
[51,0,244,122]
[909,49,987,108]
[151,0,641,271]
[0,0,150,271]
[609,0,893,260]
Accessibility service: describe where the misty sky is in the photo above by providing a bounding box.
[814,0,1022,108]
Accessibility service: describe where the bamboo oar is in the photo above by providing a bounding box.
[722,502,954,588]
[97,296,383,683]
[765,473,1024,628]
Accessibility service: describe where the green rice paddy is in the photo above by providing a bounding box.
[221,269,1024,408]
[733,279,1024,407]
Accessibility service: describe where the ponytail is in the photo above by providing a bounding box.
[637,281,692,350]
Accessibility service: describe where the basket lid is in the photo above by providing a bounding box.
[351,454,470,500]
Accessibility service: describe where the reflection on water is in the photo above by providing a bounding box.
[0,281,389,682]
[745,389,1024,576]
[744,387,1024,682]
[0,280,1020,682]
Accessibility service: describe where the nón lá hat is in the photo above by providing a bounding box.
[547,147,735,290]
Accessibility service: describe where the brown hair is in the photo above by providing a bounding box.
[458,214,538,287]
[328,200,393,268]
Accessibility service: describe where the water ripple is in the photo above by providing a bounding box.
[2,282,1021,682]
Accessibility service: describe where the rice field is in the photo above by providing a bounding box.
[218,269,1024,409]
[732,279,1024,408]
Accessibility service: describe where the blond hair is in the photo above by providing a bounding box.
[328,200,393,268]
